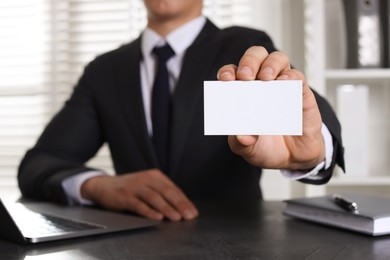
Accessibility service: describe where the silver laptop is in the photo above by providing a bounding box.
[0,198,159,244]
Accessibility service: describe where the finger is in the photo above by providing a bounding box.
[236,46,269,80]
[147,170,199,220]
[276,69,311,96]
[138,187,182,221]
[127,196,164,221]
[257,51,290,81]
[228,135,258,157]
[235,135,258,146]
[276,68,305,82]
[163,190,199,221]
[152,180,198,220]
[217,64,237,81]
[277,69,321,132]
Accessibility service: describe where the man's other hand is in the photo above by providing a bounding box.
[80,169,199,221]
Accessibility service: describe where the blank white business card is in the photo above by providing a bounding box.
[204,80,302,135]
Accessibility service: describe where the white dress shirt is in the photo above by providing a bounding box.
[62,16,333,205]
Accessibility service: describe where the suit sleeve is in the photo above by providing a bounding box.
[241,27,345,183]
[299,90,345,185]
[18,61,105,204]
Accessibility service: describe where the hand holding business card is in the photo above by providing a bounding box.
[204,80,302,135]
[211,47,326,171]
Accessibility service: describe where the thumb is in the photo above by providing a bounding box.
[228,135,258,156]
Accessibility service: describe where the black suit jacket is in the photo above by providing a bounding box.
[18,20,345,203]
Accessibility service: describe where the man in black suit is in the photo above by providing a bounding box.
[18,0,344,221]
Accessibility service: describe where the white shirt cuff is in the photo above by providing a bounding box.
[61,171,107,205]
[281,123,333,180]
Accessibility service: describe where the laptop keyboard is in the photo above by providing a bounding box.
[9,203,104,236]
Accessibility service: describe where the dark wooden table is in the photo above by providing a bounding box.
[1,201,390,259]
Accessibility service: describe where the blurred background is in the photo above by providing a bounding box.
[1,0,389,200]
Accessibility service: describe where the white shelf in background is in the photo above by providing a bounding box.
[301,0,390,198]
[326,69,390,79]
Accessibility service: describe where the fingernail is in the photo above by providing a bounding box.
[154,213,164,220]
[236,135,247,145]
[183,209,195,220]
[171,212,182,221]
[218,71,233,80]
[261,67,274,77]
[237,66,253,77]
[278,74,289,80]
[236,135,257,145]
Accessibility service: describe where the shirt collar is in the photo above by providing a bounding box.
[141,16,206,58]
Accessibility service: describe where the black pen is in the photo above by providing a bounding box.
[332,194,359,212]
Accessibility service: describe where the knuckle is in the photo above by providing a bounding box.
[239,46,269,69]
[288,69,305,80]
[132,201,147,214]
[269,51,289,65]
[115,185,130,197]
[291,69,303,77]
[160,186,175,197]
[273,50,287,58]
[147,169,162,178]
[175,199,190,209]
[143,190,159,202]
[242,53,260,64]
[219,64,233,71]
[160,204,173,214]
[248,45,267,54]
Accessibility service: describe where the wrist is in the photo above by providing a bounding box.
[80,175,107,201]
[289,133,325,171]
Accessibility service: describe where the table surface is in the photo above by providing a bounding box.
[1,201,390,260]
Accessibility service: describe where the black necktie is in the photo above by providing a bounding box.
[151,44,175,173]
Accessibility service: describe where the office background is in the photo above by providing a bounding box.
[1,0,389,200]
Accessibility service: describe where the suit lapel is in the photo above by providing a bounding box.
[169,20,221,176]
[113,21,222,174]
[115,38,157,167]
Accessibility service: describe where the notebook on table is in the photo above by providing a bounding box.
[0,198,159,244]
[284,193,390,236]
